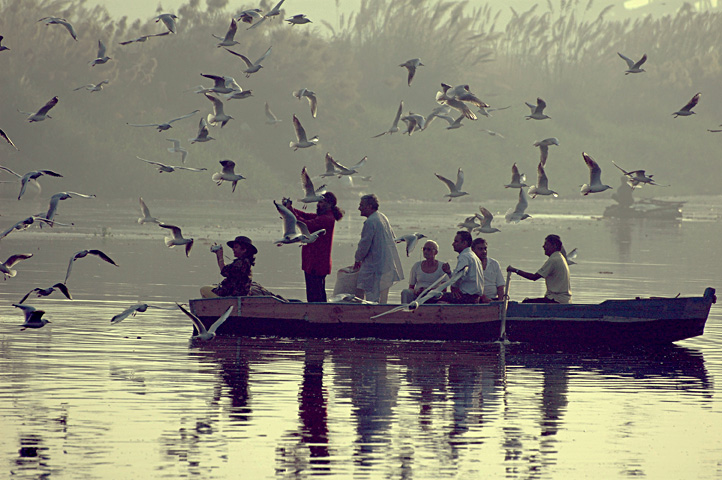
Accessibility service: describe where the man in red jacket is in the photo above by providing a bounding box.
[283,192,344,302]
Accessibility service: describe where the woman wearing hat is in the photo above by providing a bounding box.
[282,192,344,302]
[200,235,257,298]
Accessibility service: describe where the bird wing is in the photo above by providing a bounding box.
[535,97,547,113]
[349,156,367,171]
[307,92,317,118]
[111,304,145,324]
[36,96,59,116]
[583,153,603,184]
[274,200,299,236]
[167,109,200,124]
[176,303,208,334]
[254,46,272,66]
[301,167,315,195]
[224,18,238,41]
[617,52,635,68]
[435,173,456,192]
[159,223,183,239]
[297,220,311,236]
[682,92,701,111]
[326,153,348,172]
[265,102,278,121]
[0,128,18,150]
[0,165,22,178]
[633,53,647,69]
[5,253,33,268]
[97,40,106,57]
[455,168,464,190]
[479,206,494,225]
[514,188,529,214]
[224,48,254,68]
[137,156,165,167]
[139,197,153,217]
[64,191,96,199]
[391,101,404,128]
[88,249,118,266]
[611,161,631,176]
[207,306,234,334]
[292,115,308,142]
[175,166,207,172]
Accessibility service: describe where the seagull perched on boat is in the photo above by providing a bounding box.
[265,102,282,125]
[224,46,272,77]
[21,96,58,122]
[618,52,647,74]
[0,166,63,200]
[204,93,233,127]
[400,112,426,135]
[89,40,111,66]
[474,207,501,233]
[177,303,233,341]
[73,80,109,92]
[38,17,78,41]
[273,201,325,245]
[42,191,95,224]
[525,97,550,120]
[504,163,527,188]
[137,156,207,173]
[372,101,403,137]
[127,109,199,132]
[505,188,532,223]
[64,249,119,284]
[435,84,486,120]
[154,13,178,33]
[213,18,239,47]
[326,154,367,177]
[528,162,559,198]
[611,161,666,188]
[458,215,481,232]
[13,304,51,330]
[119,31,170,45]
[435,168,468,201]
[0,216,55,240]
[1,253,33,279]
[293,88,317,118]
[138,197,160,224]
[395,233,426,257]
[0,128,18,150]
[298,166,326,206]
[290,114,318,150]
[190,118,214,143]
[286,14,311,26]
[533,137,559,166]
[110,303,176,324]
[159,224,194,256]
[581,152,612,195]
[673,92,700,117]
[18,282,72,304]
[399,58,424,86]
[166,139,188,163]
[212,159,245,192]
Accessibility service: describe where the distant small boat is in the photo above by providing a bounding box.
[604,199,684,220]
[189,288,716,345]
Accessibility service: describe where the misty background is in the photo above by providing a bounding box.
[1,0,721,206]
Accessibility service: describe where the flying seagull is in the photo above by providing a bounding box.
[13,304,51,330]
[0,216,55,240]
[286,14,312,26]
[504,163,527,188]
[617,52,647,74]
[212,159,245,192]
[38,17,78,41]
[581,152,612,195]
[400,112,426,135]
[154,13,178,33]
[293,88,317,118]
[505,188,532,223]
[21,96,58,122]
[474,207,501,234]
[64,249,119,284]
[435,84,485,120]
[395,233,426,257]
[89,40,111,66]
[137,156,207,173]
[119,31,170,45]
[0,128,18,150]
[298,166,326,205]
[42,191,96,224]
[110,303,176,324]
[177,303,233,341]
[290,114,318,150]
[1,253,33,279]
[248,0,286,29]
[265,102,282,125]
[611,161,666,188]
[127,109,199,132]
[0,35,10,51]
[224,46,272,77]
[399,58,424,86]
[372,101,404,137]
[159,224,194,256]
[197,73,240,95]
[533,137,559,166]
[213,18,239,47]
[19,282,72,304]
[138,197,160,224]
[190,118,214,143]
[73,80,109,92]
[274,201,326,246]
[673,92,700,117]
[528,162,559,198]
[325,154,367,177]
[435,168,469,201]
[204,93,234,127]
[0,166,63,200]
[166,139,188,163]
[525,97,550,120]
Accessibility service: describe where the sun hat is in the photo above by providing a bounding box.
[227,235,258,254]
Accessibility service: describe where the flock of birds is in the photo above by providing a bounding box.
[0,2,708,338]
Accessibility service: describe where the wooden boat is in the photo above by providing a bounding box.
[603,199,684,220]
[189,288,716,345]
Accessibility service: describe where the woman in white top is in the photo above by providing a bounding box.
[400,240,450,304]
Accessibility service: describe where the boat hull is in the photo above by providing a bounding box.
[189,288,716,345]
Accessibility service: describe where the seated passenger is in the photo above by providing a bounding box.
[507,234,572,304]
[200,236,256,298]
[437,231,489,304]
[400,240,449,304]
[471,237,505,301]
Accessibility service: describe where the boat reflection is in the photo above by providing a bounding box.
[194,339,711,477]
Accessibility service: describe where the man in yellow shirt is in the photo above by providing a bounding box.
[507,234,572,304]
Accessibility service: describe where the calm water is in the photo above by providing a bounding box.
[1,196,721,479]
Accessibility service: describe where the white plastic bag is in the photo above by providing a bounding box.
[333,266,360,296]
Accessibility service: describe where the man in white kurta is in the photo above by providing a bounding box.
[440,231,487,304]
[353,194,403,303]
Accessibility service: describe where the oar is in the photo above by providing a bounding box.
[497,270,513,344]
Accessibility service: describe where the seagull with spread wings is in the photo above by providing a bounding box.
[274,201,325,245]
[21,96,58,122]
[64,249,119,284]
[42,191,96,224]
[293,88,318,118]
[395,233,426,257]
[298,166,326,206]
[166,139,188,163]
[2,254,34,279]
[212,160,245,192]
[0,216,55,240]
[528,162,559,198]
[399,58,424,86]
[128,109,199,132]
[38,17,78,40]
[504,163,527,188]
[119,31,170,45]
[290,114,318,150]
[505,188,532,223]
[326,154,366,177]
[19,283,72,304]
[159,224,194,256]
[525,97,550,120]
[474,207,501,233]
[673,92,700,117]
[73,80,109,92]
[286,14,312,26]
[581,152,612,195]
[137,156,207,173]
[204,93,233,127]
[265,102,282,125]
[0,166,63,200]
[618,52,647,74]
[89,40,111,66]
[533,137,559,166]
[224,46,272,77]
[435,168,468,201]
[138,197,160,224]
[177,303,233,341]
[372,101,404,137]
[154,13,178,33]
[612,161,666,188]
[190,118,214,143]
[213,18,239,47]
[110,303,177,324]
[13,304,51,330]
